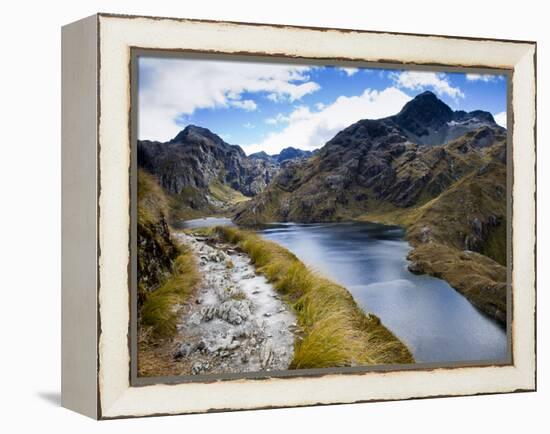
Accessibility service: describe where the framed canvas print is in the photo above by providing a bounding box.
[61,13,536,419]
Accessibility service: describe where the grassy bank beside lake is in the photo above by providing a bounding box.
[138,170,413,372]
[212,226,414,368]
[360,162,507,325]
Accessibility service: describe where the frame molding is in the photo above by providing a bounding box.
[129,48,516,387]
[61,13,536,419]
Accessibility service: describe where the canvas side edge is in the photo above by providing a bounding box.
[61,14,99,420]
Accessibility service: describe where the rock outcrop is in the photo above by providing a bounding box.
[138,125,280,199]
[136,170,180,306]
[391,91,501,146]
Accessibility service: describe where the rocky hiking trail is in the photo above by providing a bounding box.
[172,232,297,376]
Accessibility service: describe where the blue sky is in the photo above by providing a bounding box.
[138,56,507,155]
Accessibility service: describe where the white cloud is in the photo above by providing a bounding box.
[265,81,320,103]
[229,99,257,111]
[315,102,325,110]
[138,57,320,140]
[390,71,464,100]
[339,67,359,76]
[466,73,498,82]
[243,122,255,129]
[265,113,289,125]
[244,87,412,155]
[494,111,507,128]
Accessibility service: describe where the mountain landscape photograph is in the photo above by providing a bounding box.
[135,55,509,378]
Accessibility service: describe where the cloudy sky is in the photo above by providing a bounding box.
[138,56,507,155]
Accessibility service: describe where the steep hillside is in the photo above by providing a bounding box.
[234,92,504,225]
[138,125,279,219]
[137,170,180,306]
[365,156,507,324]
[137,170,201,335]
[234,125,506,225]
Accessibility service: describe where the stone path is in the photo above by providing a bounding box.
[172,232,297,375]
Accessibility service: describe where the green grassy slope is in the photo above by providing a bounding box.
[137,170,201,338]
[362,162,507,324]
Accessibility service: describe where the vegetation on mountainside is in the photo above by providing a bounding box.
[234,129,506,226]
[366,160,506,252]
[167,186,216,221]
[137,170,180,305]
[407,243,506,324]
[137,170,201,374]
[138,170,250,224]
[361,161,507,324]
[212,226,414,368]
[232,122,509,325]
[481,221,507,267]
[208,179,250,204]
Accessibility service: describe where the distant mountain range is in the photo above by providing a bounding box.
[249,147,316,164]
[138,125,319,218]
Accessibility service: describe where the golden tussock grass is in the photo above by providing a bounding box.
[140,246,200,339]
[212,226,414,368]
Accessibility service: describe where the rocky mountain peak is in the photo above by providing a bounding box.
[170,124,247,158]
[455,109,496,124]
[139,123,281,200]
[276,147,314,163]
[387,91,501,146]
[171,124,225,146]
[248,151,272,161]
[394,91,454,132]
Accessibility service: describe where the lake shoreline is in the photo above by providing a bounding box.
[233,216,507,329]
[356,211,507,327]
[259,221,507,363]
[212,225,414,367]
[182,217,507,364]
[139,221,414,377]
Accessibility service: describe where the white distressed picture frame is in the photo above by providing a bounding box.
[61,13,536,419]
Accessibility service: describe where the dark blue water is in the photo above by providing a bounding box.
[258,221,508,364]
